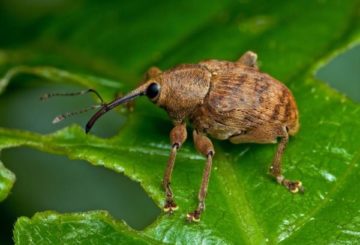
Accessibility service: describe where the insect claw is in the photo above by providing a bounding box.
[186,211,201,223]
[163,206,178,214]
[284,180,304,194]
[163,200,178,213]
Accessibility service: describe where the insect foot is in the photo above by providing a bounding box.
[163,199,178,214]
[269,127,304,194]
[187,201,205,223]
[283,179,304,193]
[187,209,202,223]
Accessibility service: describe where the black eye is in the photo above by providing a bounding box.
[146,82,160,99]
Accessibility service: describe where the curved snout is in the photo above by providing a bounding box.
[85,82,150,133]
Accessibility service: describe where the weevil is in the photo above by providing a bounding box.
[44,51,303,222]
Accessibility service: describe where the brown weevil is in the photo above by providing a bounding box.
[46,51,303,222]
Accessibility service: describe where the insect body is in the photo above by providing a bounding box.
[54,51,303,222]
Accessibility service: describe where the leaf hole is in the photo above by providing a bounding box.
[316,45,360,102]
[0,77,124,137]
[0,148,160,244]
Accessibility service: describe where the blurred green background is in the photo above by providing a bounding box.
[0,0,359,244]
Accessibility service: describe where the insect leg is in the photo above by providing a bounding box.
[237,51,258,68]
[163,123,187,213]
[270,128,303,193]
[144,66,162,81]
[187,130,215,222]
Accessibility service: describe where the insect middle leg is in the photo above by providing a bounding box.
[269,128,303,193]
[163,123,187,213]
[187,130,215,222]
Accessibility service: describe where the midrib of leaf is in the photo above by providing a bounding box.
[214,148,267,244]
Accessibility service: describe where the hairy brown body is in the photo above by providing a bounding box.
[190,60,299,144]
[84,51,303,222]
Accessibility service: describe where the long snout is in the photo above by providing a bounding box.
[85,82,150,133]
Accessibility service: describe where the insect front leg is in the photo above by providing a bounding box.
[270,127,303,193]
[163,123,187,213]
[144,66,162,81]
[187,130,215,222]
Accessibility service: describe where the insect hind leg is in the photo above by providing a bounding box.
[187,130,215,222]
[269,127,304,193]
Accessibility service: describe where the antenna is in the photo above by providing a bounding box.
[52,104,103,124]
[40,89,104,104]
[40,88,106,124]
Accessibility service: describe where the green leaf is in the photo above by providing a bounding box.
[13,211,159,244]
[0,160,15,202]
[1,0,360,244]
